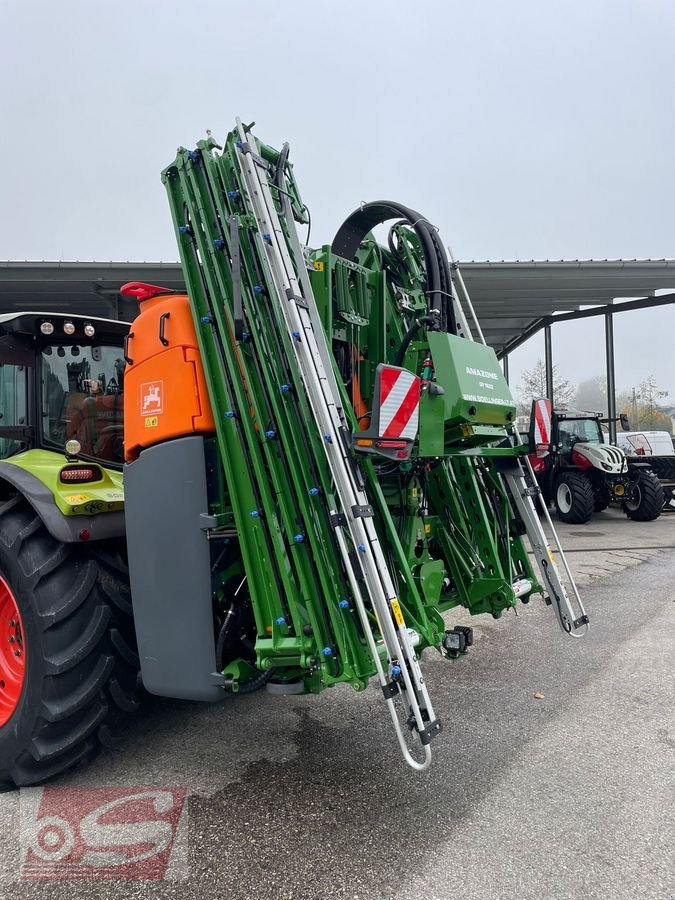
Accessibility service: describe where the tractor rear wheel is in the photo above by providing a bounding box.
[0,495,140,788]
[623,469,664,522]
[554,472,595,524]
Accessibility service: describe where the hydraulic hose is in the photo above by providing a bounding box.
[273,142,290,194]
[394,315,437,367]
[331,201,456,334]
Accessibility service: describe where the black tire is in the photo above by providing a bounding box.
[0,495,140,788]
[554,472,595,524]
[623,469,664,522]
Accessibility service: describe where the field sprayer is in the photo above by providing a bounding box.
[0,121,587,785]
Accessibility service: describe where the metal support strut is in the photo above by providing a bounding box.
[605,312,617,445]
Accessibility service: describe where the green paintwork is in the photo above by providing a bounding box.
[3,449,123,515]
[419,332,516,455]
[160,124,542,694]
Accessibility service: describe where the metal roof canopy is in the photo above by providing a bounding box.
[0,261,185,324]
[455,259,675,356]
[3,258,675,445]
[447,259,675,446]
[1,259,675,356]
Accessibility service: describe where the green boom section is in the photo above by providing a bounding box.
[161,125,542,693]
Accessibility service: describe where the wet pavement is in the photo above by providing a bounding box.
[1,507,673,899]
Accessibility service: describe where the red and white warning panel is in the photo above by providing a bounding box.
[531,397,552,448]
[379,366,421,440]
[528,397,553,471]
[354,364,421,460]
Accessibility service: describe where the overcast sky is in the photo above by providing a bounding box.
[1,0,674,397]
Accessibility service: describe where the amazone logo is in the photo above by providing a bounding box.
[466,366,499,380]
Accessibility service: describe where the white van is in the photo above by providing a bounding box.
[616,431,674,457]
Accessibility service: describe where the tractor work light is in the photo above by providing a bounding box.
[40,321,54,335]
[63,321,76,335]
[64,439,81,457]
[84,322,96,337]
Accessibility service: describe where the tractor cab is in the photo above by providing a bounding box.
[0,312,129,467]
[555,412,604,457]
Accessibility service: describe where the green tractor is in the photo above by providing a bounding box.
[0,122,589,786]
[0,312,138,786]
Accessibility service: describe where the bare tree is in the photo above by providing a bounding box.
[636,375,668,420]
[621,375,673,432]
[517,358,576,410]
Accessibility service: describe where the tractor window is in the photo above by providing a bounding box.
[557,418,602,450]
[41,345,125,465]
[0,364,28,458]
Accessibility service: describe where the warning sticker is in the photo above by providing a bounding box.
[67,494,88,504]
[390,599,405,627]
[145,416,159,428]
[141,381,163,416]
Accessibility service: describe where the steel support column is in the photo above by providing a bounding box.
[605,312,617,444]
[544,325,554,401]
[502,354,509,385]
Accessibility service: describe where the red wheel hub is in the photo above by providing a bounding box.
[0,576,25,726]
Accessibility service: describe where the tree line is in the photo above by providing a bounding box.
[516,360,673,434]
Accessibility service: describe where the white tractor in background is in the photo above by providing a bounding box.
[528,399,664,524]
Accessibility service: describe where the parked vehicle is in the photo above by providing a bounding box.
[528,399,664,523]
[616,431,674,458]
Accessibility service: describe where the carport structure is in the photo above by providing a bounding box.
[1,258,675,442]
[453,259,675,442]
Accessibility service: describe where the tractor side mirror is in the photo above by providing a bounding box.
[620,413,630,431]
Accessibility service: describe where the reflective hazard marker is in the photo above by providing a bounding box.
[532,397,552,447]
[353,364,421,461]
[378,366,421,441]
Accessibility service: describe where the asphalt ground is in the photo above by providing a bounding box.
[0,507,673,899]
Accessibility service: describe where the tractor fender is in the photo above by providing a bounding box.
[0,462,125,543]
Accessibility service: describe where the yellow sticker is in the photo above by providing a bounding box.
[424,523,431,534]
[144,416,159,428]
[547,547,555,564]
[312,260,325,272]
[390,599,405,627]
[411,487,418,497]
[67,494,88,504]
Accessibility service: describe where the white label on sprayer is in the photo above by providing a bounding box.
[141,381,164,416]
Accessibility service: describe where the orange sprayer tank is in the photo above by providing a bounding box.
[121,282,215,462]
